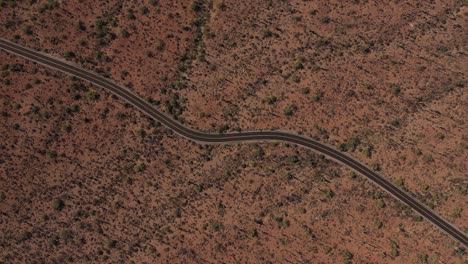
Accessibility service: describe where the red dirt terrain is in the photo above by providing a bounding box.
[0,0,466,263]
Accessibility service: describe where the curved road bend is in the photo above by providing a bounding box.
[0,37,466,247]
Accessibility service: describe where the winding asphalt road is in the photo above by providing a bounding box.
[0,37,466,247]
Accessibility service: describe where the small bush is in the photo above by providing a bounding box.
[449,207,462,218]
[127,9,136,19]
[217,2,226,10]
[435,132,445,139]
[376,199,385,208]
[321,16,330,24]
[64,51,75,58]
[312,90,323,101]
[371,163,381,171]
[389,83,401,95]
[423,154,433,163]
[342,250,353,264]
[145,50,154,58]
[191,1,202,11]
[389,241,399,257]
[120,29,130,38]
[46,150,58,159]
[262,29,273,38]
[20,231,33,242]
[155,39,166,51]
[133,162,146,173]
[323,189,335,198]
[76,21,86,31]
[52,199,65,211]
[263,96,277,105]
[338,137,360,152]
[294,58,304,70]
[362,146,372,158]
[417,253,429,264]
[374,219,383,229]
[283,103,297,116]
[22,25,33,35]
[86,90,100,100]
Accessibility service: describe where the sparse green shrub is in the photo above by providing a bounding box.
[416,253,429,264]
[20,231,33,242]
[246,228,258,238]
[321,16,330,24]
[294,58,304,70]
[263,95,277,105]
[285,172,294,180]
[390,119,400,127]
[423,154,433,163]
[155,39,165,51]
[253,146,264,158]
[86,90,100,100]
[262,29,273,38]
[145,50,154,58]
[449,207,462,218]
[127,8,136,19]
[191,1,202,11]
[46,150,58,159]
[395,178,405,188]
[376,199,385,208]
[64,51,75,58]
[362,146,372,158]
[389,240,399,257]
[78,39,87,46]
[217,2,226,10]
[414,148,422,156]
[375,219,383,229]
[312,90,323,101]
[217,124,229,134]
[106,239,117,249]
[435,132,445,139]
[323,189,335,198]
[371,163,381,171]
[135,128,146,138]
[51,199,65,211]
[120,29,130,38]
[363,83,374,89]
[283,103,297,116]
[22,25,33,35]
[390,83,401,95]
[292,75,301,83]
[338,137,360,152]
[342,250,353,264]
[133,162,146,173]
[76,21,86,31]
[140,6,149,15]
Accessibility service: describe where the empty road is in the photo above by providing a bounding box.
[0,37,466,247]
